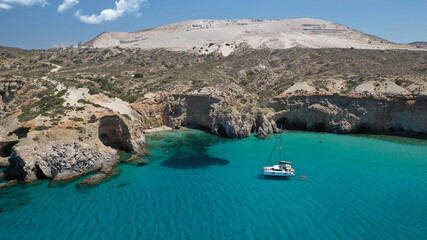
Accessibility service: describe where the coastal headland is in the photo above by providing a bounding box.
[1,18,426,185]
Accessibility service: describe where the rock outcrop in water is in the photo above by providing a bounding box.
[5,141,117,182]
[2,112,146,183]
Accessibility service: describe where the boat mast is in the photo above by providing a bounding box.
[279,126,283,162]
[265,132,280,167]
[265,126,284,167]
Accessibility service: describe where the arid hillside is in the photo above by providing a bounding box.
[85,18,415,55]
[2,46,426,107]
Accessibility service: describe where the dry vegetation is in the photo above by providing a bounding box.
[1,46,427,108]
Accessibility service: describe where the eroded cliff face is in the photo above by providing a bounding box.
[2,113,146,183]
[267,94,427,136]
[5,141,117,182]
[142,92,427,138]
[0,80,25,116]
[164,94,253,138]
[98,115,145,153]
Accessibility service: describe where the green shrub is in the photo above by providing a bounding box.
[56,89,67,97]
[77,99,91,104]
[122,114,131,120]
[50,59,64,65]
[75,127,84,133]
[89,114,97,123]
[18,88,66,122]
[89,87,100,95]
[34,126,50,131]
[70,117,84,122]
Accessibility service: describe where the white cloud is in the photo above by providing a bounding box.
[75,0,147,24]
[0,3,13,9]
[1,0,48,7]
[58,0,78,13]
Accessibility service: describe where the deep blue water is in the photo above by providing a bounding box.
[0,130,426,240]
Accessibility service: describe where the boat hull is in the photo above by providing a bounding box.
[263,171,295,177]
[263,166,295,177]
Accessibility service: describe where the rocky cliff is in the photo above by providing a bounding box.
[1,43,426,187]
[164,94,253,138]
[5,141,117,182]
[0,79,25,116]
[139,92,427,139]
[268,94,427,136]
[1,112,146,183]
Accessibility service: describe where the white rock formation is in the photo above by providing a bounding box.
[353,81,409,95]
[86,18,416,56]
[283,82,316,95]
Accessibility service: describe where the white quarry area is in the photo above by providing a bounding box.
[283,82,316,94]
[352,81,410,95]
[86,94,137,120]
[86,18,417,56]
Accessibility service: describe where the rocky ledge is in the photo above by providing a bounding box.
[1,112,146,184]
[5,141,117,182]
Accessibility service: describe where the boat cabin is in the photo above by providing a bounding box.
[278,161,292,171]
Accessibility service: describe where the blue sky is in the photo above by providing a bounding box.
[0,0,426,49]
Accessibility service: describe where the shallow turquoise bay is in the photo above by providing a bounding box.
[1,130,426,240]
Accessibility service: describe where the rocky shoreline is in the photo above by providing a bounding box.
[0,113,146,187]
[1,89,426,188]
[1,46,426,188]
[157,92,427,139]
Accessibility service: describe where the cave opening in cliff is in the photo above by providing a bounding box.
[0,140,18,157]
[186,123,212,133]
[355,124,370,134]
[216,123,227,137]
[276,118,307,131]
[8,127,30,139]
[35,165,48,179]
[311,123,326,132]
[98,116,133,152]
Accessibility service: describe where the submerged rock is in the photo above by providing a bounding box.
[78,173,108,186]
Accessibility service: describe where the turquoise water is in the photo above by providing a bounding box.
[1,130,426,240]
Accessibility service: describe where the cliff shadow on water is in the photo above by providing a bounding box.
[146,130,230,169]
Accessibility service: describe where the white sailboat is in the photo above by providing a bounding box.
[263,129,295,177]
